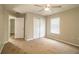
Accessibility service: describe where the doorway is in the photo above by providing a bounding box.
[9,15,15,39]
[8,15,24,39]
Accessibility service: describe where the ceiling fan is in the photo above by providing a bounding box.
[34,4,62,12]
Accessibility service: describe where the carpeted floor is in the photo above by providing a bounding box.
[1,42,27,54]
[1,37,79,54]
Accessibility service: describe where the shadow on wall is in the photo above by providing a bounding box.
[0,42,4,53]
[1,42,27,54]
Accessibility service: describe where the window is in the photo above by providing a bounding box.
[50,17,60,34]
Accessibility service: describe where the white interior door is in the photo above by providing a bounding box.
[15,18,24,38]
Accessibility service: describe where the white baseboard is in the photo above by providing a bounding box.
[47,37,79,47]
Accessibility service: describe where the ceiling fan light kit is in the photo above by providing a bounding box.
[34,4,62,12]
[44,7,50,11]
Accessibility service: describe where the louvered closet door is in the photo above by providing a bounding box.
[33,17,45,39]
[40,18,45,38]
[33,18,40,39]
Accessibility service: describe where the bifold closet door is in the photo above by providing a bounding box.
[40,19,45,37]
[33,18,40,39]
[33,17,45,39]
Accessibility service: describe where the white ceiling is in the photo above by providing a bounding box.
[5,4,79,16]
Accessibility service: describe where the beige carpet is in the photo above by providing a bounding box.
[1,38,78,54]
[1,42,27,54]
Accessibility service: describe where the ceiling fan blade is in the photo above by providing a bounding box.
[51,6,62,8]
[34,4,42,7]
[37,9,44,12]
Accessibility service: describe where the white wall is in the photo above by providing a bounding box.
[0,5,9,51]
[25,13,33,40]
[46,7,79,46]
[25,13,46,40]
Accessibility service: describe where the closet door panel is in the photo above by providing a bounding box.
[33,17,45,39]
[33,19,40,39]
[40,19,45,37]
